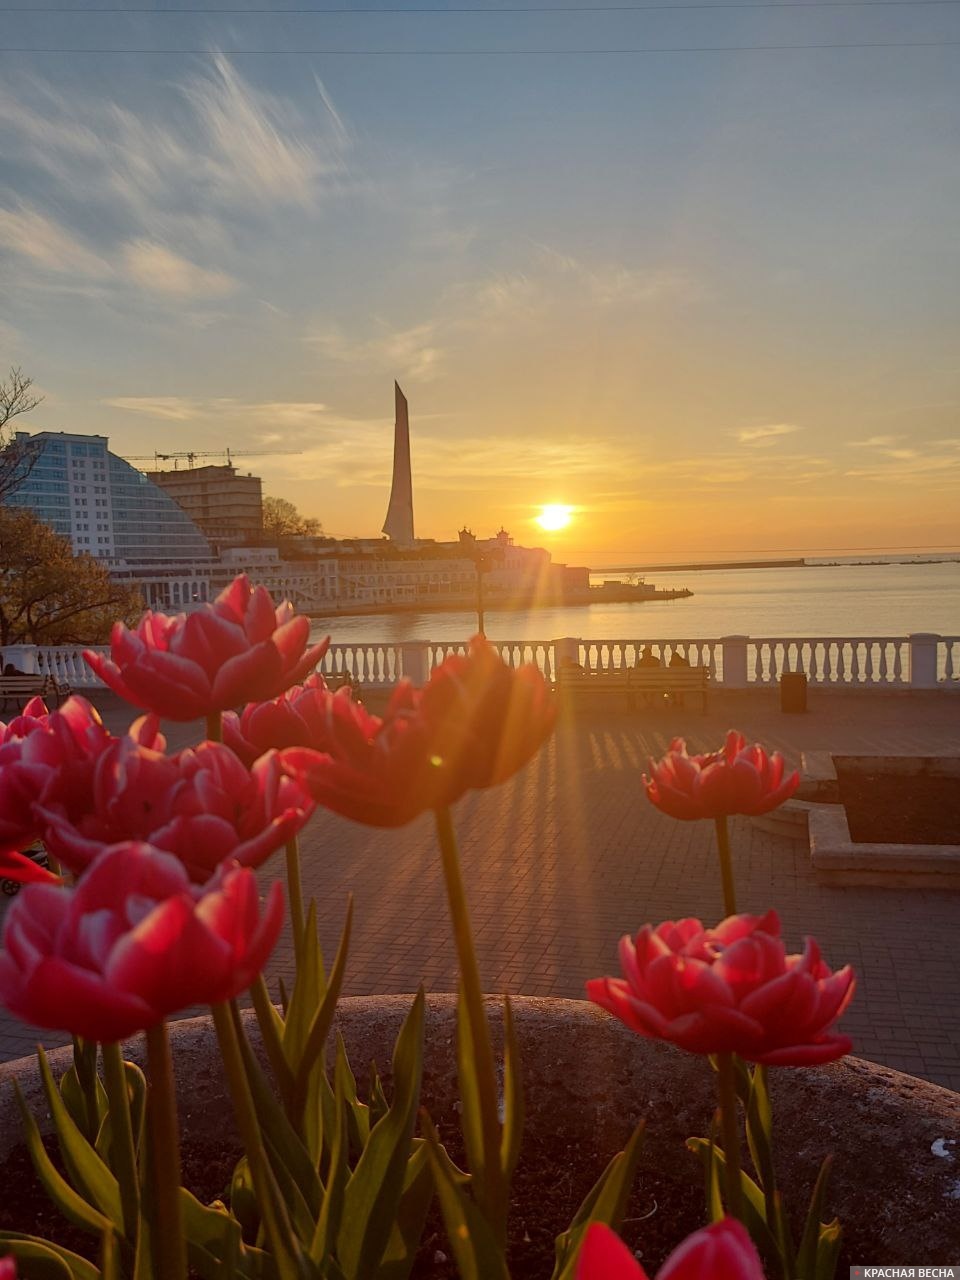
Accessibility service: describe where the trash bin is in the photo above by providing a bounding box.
[780,671,807,713]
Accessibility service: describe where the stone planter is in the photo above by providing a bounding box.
[2,996,959,1271]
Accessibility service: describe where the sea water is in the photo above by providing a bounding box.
[309,558,960,645]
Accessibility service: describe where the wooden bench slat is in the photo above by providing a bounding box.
[557,664,709,712]
[0,673,72,711]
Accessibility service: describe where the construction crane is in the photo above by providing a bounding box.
[122,448,302,470]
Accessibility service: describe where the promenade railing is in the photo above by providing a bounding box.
[9,633,959,695]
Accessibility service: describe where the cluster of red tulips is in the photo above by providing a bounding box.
[0,574,855,1280]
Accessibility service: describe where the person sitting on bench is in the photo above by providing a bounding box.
[668,649,690,707]
[635,647,662,705]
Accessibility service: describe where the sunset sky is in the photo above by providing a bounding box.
[2,3,958,565]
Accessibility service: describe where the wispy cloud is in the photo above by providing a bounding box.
[102,396,332,430]
[0,59,351,308]
[0,206,238,300]
[847,434,901,448]
[120,241,237,298]
[182,57,347,211]
[458,244,702,335]
[735,423,801,446]
[308,322,446,382]
[0,205,109,276]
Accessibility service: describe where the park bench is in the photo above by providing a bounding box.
[557,663,709,712]
[626,665,710,712]
[0,673,72,714]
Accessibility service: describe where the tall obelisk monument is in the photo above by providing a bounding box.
[381,381,415,546]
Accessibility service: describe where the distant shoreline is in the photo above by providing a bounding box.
[603,555,960,574]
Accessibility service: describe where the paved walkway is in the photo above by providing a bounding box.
[2,689,959,1093]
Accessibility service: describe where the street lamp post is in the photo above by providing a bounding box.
[475,554,489,637]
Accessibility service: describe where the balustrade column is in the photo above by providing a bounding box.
[720,635,749,689]
[400,641,431,687]
[909,633,940,689]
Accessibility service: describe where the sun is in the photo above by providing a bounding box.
[536,504,573,532]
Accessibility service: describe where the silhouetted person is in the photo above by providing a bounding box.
[635,647,662,707]
[669,649,691,707]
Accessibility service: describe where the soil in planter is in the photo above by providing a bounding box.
[0,1124,705,1279]
[838,771,960,844]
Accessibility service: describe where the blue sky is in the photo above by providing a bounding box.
[2,2,958,560]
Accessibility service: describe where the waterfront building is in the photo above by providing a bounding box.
[8,430,211,563]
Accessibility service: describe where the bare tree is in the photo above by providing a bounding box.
[0,367,43,503]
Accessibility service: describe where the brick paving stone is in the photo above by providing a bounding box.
[1,689,959,1094]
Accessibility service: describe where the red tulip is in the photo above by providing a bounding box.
[0,696,58,849]
[223,672,333,766]
[0,695,159,853]
[587,910,854,1066]
[577,1220,765,1280]
[37,737,314,883]
[84,575,329,720]
[0,847,59,886]
[0,1256,17,1280]
[644,731,799,820]
[0,844,284,1041]
[283,636,557,827]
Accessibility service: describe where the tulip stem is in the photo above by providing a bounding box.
[205,711,222,743]
[434,806,506,1240]
[285,837,305,964]
[716,1051,745,1223]
[144,1021,186,1280]
[211,1002,300,1277]
[102,1041,141,1245]
[713,815,738,916]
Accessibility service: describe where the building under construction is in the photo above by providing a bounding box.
[146,463,263,549]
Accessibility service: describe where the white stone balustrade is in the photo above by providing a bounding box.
[4,634,958,696]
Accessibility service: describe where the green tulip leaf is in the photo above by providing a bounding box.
[71,1037,108,1143]
[37,1048,124,1230]
[797,1156,836,1280]
[377,1140,435,1280]
[0,1233,99,1280]
[0,1228,101,1280]
[12,1080,113,1240]
[283,899,326,1069]
[552,1121,644,1280]
[100,1227,120,1280]
[179,1189,278,1280]
[310,1053,349,1268]
[231,1004,322,1216]
[455,985,487,1190]
[230,1157,261,1243]
[500,996,523,1185]
[332,1033,370,1160]
[250,974,296,1111]
[688,1138,782,1267]
[290,901,354,1121]
[337,988,426,1280]
[422,1116,509,1280]
[368,1062,390,1129]
[262,1127,317,1244]
[814,1219,842,1280]
[59,1066,95,1142]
